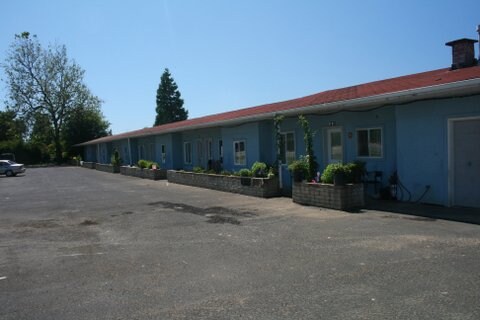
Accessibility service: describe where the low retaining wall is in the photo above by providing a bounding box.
[81,161,96,169]
[292,182,364,210]
[167,170,280,198]
[68,159,81,166]
[120,166,167,180]
[95,163,119,173]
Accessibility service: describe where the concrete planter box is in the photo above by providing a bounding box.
[292,182,364,211]
[69,159,81,166]
[81,161,96,169]
[120,166,167,180]
[95,163,120,173]
[167,170,280,198]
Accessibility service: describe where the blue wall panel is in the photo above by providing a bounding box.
[396,95,480,205]
[258,120,276,165]
[180,127,222,170]
[277,108,397,187]
[154,134,172,169]
[221,122,259,171]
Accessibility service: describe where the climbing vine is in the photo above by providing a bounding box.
[273,114,284,165]
[298,115,318,181]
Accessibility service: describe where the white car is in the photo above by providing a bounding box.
[0,160,26,177]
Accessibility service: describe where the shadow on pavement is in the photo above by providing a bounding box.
[366,199,480,225]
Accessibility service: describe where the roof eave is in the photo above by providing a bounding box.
[77,77,480,146]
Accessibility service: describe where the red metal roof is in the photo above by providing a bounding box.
[79,66,480,145]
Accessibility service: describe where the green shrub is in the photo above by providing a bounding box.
[288,156,308,174]
[111,149,122,167]
[238,168,252,177]
[288,156,309,182]
[137,159,159,169]
[321,163,345,184]
[267,167,275,178]
[345,161,366,182]
[193,166,204,173]
[251,161,268,177]
[220,170,232,176]
[321,162,366,184]
[148,162,159,169]
[137,159,148,169]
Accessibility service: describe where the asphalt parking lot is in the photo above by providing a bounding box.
[1,167,479,319]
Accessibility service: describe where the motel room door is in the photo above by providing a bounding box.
[327,127,343,164]
[452,118,480,208]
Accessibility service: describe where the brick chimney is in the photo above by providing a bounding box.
[445,38,478,69]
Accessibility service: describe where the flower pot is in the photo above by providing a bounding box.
[333,172,346,186]
[240,177,252,186]
[293,170,304,182]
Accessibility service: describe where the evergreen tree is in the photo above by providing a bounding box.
[154,68,188,126]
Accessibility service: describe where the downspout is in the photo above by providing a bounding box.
[96,144,100,163]
[128,138,132,166]
[477,25,480,63]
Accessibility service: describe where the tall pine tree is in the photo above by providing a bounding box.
[154,68,188,126]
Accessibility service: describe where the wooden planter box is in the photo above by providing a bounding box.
[81,161,96,169]
[167,170,280,198]
[120,166,167,180]
[95,163,120,173]
[292,182,364,211]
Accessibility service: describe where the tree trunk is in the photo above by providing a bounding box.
[54,126,62,164]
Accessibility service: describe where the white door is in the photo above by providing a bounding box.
[327,128,343,164]
[453,118,480,208]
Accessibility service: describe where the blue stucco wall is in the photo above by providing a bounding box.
[310,108,396,179]
[154,134,172,169]
[111,139,130,165]
[171,133,183,170]
[277,108,396,186]
[258,120,276,166]
[221,122,260,171]
[396,94,480,205]
[180,128,222,170]
[84,145,97,162]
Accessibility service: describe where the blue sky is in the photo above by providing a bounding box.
[1,0,478,134]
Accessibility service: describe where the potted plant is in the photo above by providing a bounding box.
[346,161,366,183]
[321,163,349,186]
[251,161,268,178]
[288,156,308,182]
[111,149,122,173]
[333,167,347,186]
[238,168,252,186]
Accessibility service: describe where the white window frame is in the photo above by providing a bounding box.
[196,139,203,164]
[233,140,246,166]
[219,140,223,162]
[123,146,129,164]
[326,127,344,164]
[184,142,192,164]
[356,127,383,158]
[279,131,296,165]
[206,139,213,161]
[161,144,166,164]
